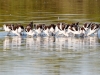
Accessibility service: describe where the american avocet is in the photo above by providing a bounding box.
[25,23,46,36]
[87,24,100,36]
[83,22,92,31]
[26,22,33,29]
[25,22,38,36]
[69,22,79,28]
[48,24,56,36]
[79,27,86,37]
[11,24,21,36]
[64,22,80,37]
[69,25,86,37]
[3,24,12,36]
[17,24,24,35]
[25,27,36,36]
[64,24,72,37]
[71,26,80,37]
[3,23,24,36]
[55,23,69,36]
[12,24,24,36]
[53,23,64,36]
[34,24,45,36]
[25,22,33,31]
[41,25,49,36]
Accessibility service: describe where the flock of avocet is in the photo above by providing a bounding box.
[3,22,100,37]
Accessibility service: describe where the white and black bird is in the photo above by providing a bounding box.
[3,24,12,36]
[87,24,100,36]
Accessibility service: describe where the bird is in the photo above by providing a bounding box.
[11,24,21,36]
[3,23,24,36]
[87,24,100,36]
[41,25,49,36]
[34,24,45,36]
[3,24,12,36]
[25,22,36,36]
[79,27,86,37]
[25,27,36,36]
[25,23,45,36]
[82,22,92,32]
[55,23,69,36]
[26,22,33,29]
[48,24,56,36]
[17,23,24,35]
[68,23,86,37]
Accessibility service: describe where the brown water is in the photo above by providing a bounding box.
[0,0,100,75]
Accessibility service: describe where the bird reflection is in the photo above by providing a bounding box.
[26,36,50,50]
[26,37,34,50]
[3,36,100,51]
[11,36,22,50]
[3,36,11,51]
[3,36,22,51]
[26,36,41,50]
[52,36,100,51]
[25,36,100,51]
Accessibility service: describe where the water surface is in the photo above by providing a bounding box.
[0,31,100,75]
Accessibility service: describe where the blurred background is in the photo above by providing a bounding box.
[0,0,100,26]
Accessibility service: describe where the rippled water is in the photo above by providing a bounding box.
[0,0,100,75]
[0,31,100,75]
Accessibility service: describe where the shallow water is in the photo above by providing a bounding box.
[0,0,100,75]
[0,31,100,75]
